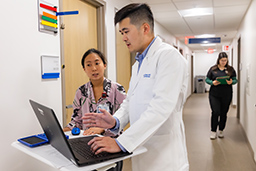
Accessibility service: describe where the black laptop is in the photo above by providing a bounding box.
[29,99,131,167]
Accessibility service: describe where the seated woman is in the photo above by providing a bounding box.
[63,48,126,134]
[63,48,126,170]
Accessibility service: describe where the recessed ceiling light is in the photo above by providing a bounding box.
[178,8,213,17]
[195,34,215,38]
[201,44,216,46]
[205,49,216,51]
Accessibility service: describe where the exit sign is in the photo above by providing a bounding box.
[208,48,214,54]
[222,45,230,52]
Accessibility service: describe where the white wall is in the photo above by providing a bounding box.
[154,21,176,45]
[230,0,256,161]
[0,1,62,171]
[194,52,218,91]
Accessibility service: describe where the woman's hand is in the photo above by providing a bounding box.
[226,78,232,85]
[83,127,105,135]
[213,80,220,86]
[63,127,71,132]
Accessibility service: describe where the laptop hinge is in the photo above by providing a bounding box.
[71,159,78,166]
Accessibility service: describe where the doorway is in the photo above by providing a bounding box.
[237,37,241,119]
[115,25,131,91]
[60,0,105,126]
[191,55,194,94]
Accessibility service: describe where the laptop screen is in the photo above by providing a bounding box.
[29,99,132,167]
[29,100,78,165]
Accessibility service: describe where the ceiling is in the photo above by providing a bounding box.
[130,0,252,52]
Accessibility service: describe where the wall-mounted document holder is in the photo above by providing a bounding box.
[38,0,79,34]
[38,0,58,34]
[41,55,60,79]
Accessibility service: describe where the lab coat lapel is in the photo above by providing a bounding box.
[129,61,142,94]
[134,56,149,84]
[129,37,162,94]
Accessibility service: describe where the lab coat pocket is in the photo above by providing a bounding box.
[141,134,176,170]
[146,134,187,171]
[136,78,155,104]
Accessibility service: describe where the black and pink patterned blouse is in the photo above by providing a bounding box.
[66,78,126,132]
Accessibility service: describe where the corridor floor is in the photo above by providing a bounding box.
[184,93,256,171]
[123,93,256,171]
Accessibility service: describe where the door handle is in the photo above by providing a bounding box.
[66,104,73,109]
[60,23,65,29]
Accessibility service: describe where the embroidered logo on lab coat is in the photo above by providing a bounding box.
[143,74,151,78]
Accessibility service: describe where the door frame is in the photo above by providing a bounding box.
[59,0,106,126]
[191,55,194,95]
[237,37,241,119]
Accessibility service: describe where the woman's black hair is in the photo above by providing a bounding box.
[216,52,228,66]
[81,48,107,68]
[212,52,234,76]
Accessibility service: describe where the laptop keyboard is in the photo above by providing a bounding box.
[69,136,109,159]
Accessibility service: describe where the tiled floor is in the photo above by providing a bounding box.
[183,93,256,171]
[123,93,256,171]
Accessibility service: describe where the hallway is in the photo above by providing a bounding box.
[184,93,256,171]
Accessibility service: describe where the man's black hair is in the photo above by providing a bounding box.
[114,3,154,32]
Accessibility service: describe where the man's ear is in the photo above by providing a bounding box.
[142,23,150,35]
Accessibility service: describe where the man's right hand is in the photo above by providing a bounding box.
[82,109,116,129]
[88,136,121,154]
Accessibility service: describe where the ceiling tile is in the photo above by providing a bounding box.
[214,5,248,14]
[174,0,213,10]
[154,11,181,19]
[129,0,251,52]
[184,15,215,34]
[172,0,198,2]
[157,18,193,35]
[130,0,172,4]
[215,13,243,30]
[213,0,251,7]
[150,3,176,12]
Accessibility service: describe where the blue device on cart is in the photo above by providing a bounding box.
[18,133,69,147]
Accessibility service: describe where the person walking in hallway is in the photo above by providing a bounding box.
[205,52,237,140]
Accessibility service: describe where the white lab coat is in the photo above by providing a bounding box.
[114,37,189,171]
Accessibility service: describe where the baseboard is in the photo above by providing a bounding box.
[239,121,256,164]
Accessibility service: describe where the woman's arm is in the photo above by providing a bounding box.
[232,77,238,85]
[205,77,213,85]
[63,127,71,132]
[65,88,84,130]
[113,83,126,113]
[206,77,220,86]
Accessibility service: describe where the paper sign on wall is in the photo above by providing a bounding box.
[41,56,60,79]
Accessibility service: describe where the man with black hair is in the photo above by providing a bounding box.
[83,3,189,171]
